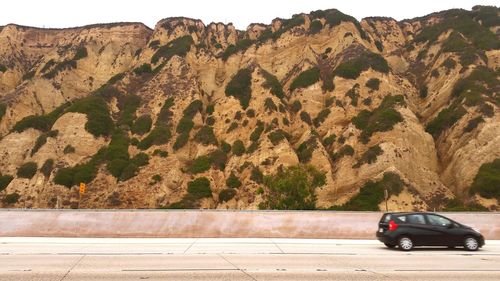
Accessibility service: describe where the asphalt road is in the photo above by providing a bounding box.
[1,238,499,280]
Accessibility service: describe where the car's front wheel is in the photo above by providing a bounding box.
[398,237,413,251]
[384,243,396,248]
[464,237,479,251]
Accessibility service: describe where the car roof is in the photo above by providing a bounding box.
[383,212,441,216]
[383,212,461,225]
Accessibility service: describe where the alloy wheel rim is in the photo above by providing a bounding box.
[400,238,412,250]
[465,238,478,250]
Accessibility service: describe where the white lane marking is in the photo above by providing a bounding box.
[1,237,499,245]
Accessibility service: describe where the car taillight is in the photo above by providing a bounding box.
[389,220,398,231]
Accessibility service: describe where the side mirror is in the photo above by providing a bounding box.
[447,224,453,229]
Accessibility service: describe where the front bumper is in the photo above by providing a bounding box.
[479,237,485,247]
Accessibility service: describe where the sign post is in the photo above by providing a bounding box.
[384,188,389,212]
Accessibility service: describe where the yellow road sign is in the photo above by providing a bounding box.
[79,183,86,195]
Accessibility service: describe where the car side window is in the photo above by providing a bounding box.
[407,214,425,224]
[426,215,452,227]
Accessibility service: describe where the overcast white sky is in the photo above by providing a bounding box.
[0,0,498,30]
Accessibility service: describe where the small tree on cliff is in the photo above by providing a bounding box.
[261,164,325,210]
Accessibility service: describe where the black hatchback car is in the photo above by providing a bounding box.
[376,212,485,251]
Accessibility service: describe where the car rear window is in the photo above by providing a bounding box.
[382,214,391,222]
[381,214,407,223]
[395,215,406,222]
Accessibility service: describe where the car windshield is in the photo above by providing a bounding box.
[427,214,452,227]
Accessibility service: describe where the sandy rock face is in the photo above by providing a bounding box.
[325,107,450,207]
[441,114,500,196]
[0,129,41,175]
[0,7,498,210]
[0,23,152,136]
[362,18,407,53]
[32,113,108,166]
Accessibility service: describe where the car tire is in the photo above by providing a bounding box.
[398,236,413,251]
[464,237,479,251]
[384,243,396,248]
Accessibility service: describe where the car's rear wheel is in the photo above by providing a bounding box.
[464,237,479,251]
[398,237,413,251]
[384,243,396,248]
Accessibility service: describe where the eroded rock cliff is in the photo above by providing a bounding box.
[0,6,498,210]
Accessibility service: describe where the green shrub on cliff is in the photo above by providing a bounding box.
[365,78,381,90]
[13,103,69,133]
[353,145,383,168]
[222,38,253,61]
[335,53,389,79]
[261,69,284,99]
[137,126,172,150]
[151,36,194,64]
[310,20,323,34]
[469,159,500,200]
[194,125,218,146]
[232,140,246,156]
[68,96,113,137]
[0,174,14,192]
[187,177,212,199]
[219,188,237,202]
[290,67,320,91]
[425,105,466,138]
[226,172,242,189]
[131,115,152,135]
[17,162,38,179]
[352,95,405,143]
[225,68,252,109]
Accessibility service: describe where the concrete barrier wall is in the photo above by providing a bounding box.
[1,210,499,239]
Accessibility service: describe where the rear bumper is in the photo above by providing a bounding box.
[376,231,398,245]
